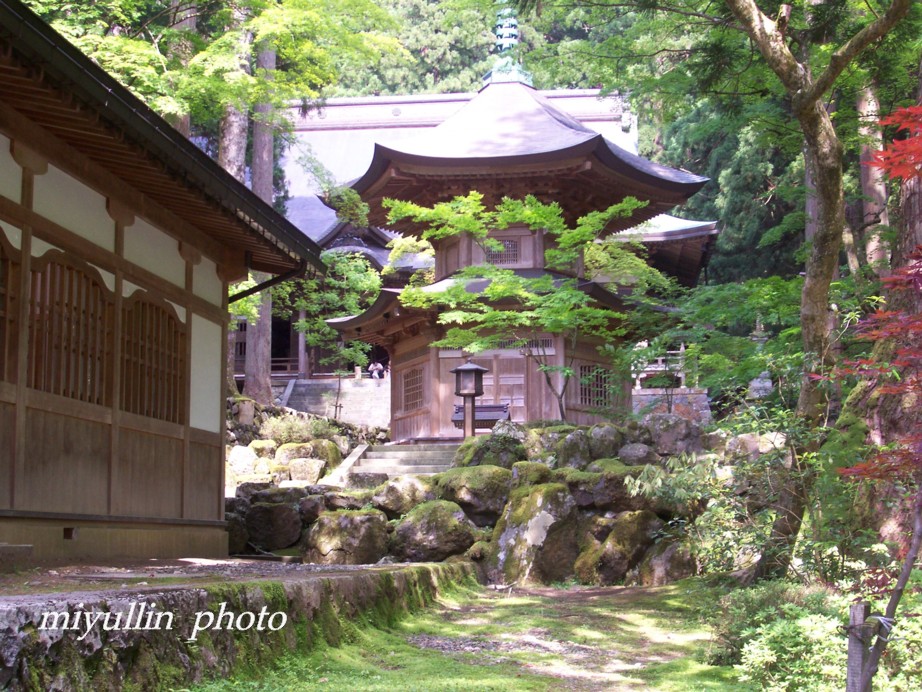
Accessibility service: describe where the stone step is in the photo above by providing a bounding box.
[352,464,450,476]
[362,451,456,462]
[371,444,460,453]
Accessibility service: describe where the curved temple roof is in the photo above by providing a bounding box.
[352,81,707,232]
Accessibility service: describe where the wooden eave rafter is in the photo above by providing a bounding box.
[0,1,324,276]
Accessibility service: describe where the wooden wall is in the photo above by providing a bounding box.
[0,120,227,559]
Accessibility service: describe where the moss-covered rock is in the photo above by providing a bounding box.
[617,442,660,466]
[554,429,594,470]
[511,461,553,488]
[626,538,697,586]
[297,495,325,525]
[245,502,302,551]
[249,486,312,504]
[289,458,327,483]
[276,440,342,469]
[550,467,648,512]
[324,490,373,511]
[645,413,703,455]
[390,500,477,562]
[574,510,663,585]
[490,483,579,585]
[371,476,436,519]
[433,465,513,527]
[453,434,527,469]
[248,439,278,459]
[585,458,634,474]
[523,425,578,466]
[301,509,389,564]
[225,512,249,554]
[587,424,624,460]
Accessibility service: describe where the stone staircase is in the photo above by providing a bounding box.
[350,444,458,478]
[283,378,390,428]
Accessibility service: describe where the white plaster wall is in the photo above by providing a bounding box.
[167,300,187,323]
[189,314,222,432]
[30,236,60,257]
[0,136,22,202]
[193,257,224,306]
[33,165,114,251]
[123,218,185,288]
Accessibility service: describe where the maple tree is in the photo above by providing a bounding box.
[839,105,922,691]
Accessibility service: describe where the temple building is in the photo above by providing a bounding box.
[0,0,322,560]
[320,75,715,440]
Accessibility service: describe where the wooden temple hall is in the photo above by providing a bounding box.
[0,0,323,560]
[323,71,717,440]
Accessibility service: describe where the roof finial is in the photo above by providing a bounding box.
[483,2,533,87]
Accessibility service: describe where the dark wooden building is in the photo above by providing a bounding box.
[0,0,322,559]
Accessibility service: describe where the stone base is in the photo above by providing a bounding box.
[0,518,228,562]
[631,387,712,423]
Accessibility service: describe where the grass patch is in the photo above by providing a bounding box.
[190,579,746,691]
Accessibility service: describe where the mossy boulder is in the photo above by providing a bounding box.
[297,495,325,525]
[390,500,477,562]
[301,509,389,564]
[626,538,697,586]
[523,425,577,466]
[550,467,648,512]
[433,465,513,527]
[225,512,249,554]
[371,476,436,519]
[276,441,342,469]
[585,458,633,474]
[491,483,579,585]
[645,413,703,455]
[248,439,278,459]
[492,419,527,440]
[510,461,553,489]
[224,496,250,516]
[289,458,327,483]
[249,486,312,505]
[587,424,624,460]
[553,429,594,470]
[245,502,302,551]
[454,434,527,469]
[324,491,371,511]
[574,509,664,585]
[228,445,263,475]
[617,442,659,466]
[235,481,272,502]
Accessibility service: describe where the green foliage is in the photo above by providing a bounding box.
[331,0,495,96]
[386,192,664,420]
[259,414,340,444]
[706,580,843,666]
[273,251,380,372]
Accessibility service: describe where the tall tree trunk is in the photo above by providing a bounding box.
[220,10,252,396]
[723,0,913,580]
[858,83,891,275]
[243,46,277,405]
[169,0,196,137]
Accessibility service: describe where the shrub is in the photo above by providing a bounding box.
[706,580,841,666]
[260,415,340,445]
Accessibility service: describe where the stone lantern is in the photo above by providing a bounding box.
[450,359,488,438]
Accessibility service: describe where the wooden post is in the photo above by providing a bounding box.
[463,394,475,438]
[847,602,871,692]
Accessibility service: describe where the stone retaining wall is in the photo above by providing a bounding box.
[0,562,473,690]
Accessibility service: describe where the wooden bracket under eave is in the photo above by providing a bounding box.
[179,241,202,265]
[106,198,135,226]
[10,140,47,175]
[218,249,247,283]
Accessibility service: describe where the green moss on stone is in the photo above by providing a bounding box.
[511,461,553,487]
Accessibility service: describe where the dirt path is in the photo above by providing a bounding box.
[402,584,733,691]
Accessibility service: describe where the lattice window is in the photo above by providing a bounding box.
[486,238,520,265]
[495,337,554,352]
[121,297,186,424]
[402,367,424,412]
[27,255,114,405]
[579,365,612,408]
[0,242,13,382]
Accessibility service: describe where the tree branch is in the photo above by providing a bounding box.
[804,0,913,106]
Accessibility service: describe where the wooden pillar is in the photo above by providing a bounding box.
[297,309,307,378]
[106,199,133,516]
[10,142,45,509]
[847,602,872,692]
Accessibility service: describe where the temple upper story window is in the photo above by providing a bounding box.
[486,238,520,265]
